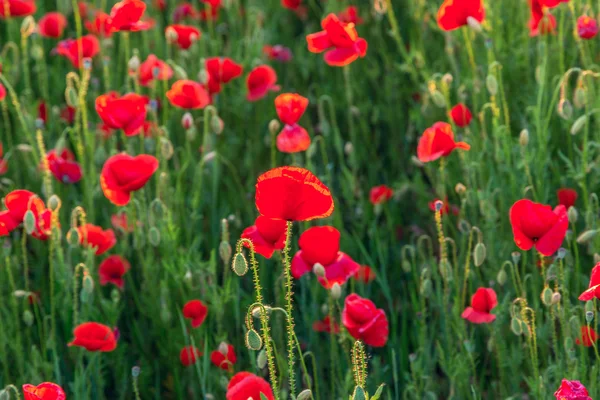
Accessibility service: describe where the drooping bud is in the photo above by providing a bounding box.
[232,252,249,276]
[473,242,486,267]
[551,292,561,305]
[245,329,263,350]
[571,115,588,135]
[577,229,598,244]
[83,273,94,293]
[574,87,587,108]
[257,349,267,369]
[148,226,161,246]
[297,389,313,400]
[211,115,224,134]
[198,68,209,84]
[219,241,232,265]
[431,90,446,107]
[557,99,573,120]
[541,287,553,306]
[510,317,522,336]
[496,268,507,286]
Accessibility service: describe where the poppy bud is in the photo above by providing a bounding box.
[132,366,141,378]
[344,142,354,155]
[21,16,36,37]
[161,307,172,323]
[245,329,262,350]
[586,311,594,323]
[410,156,424,167]
[510,317,522,335]
[511,251,521,265]
[585,300,595,313]
[353,386,366,400]
[401,260,412,273]
[486,75,498,96]
[473,242,486,267]
[570,115,588,135]
[496,268,507,286]
[22,309,34,326]
[420,278,432,298]
[198,68,209,84]
[24,210,36,234]
[519,129,529,147]
[232,252,249,276]
[80,287,91,303]
[574,87,587,108]
[31,44,44,61]
[541,287,553,306]
[0,390,8,400]
[159,137,174,160]
[172,64,188,80]
[186,127,197,142]
[252,305,271,318]
[576,229,598,244]
[82,273,94,293]
[298,389,313,400]
[521,321,531,337]
[313,262,325,277]
[467,16,482,33]
[67,228,79,247]
[441,73,453,86]
[148,226,161,246]
[128,55,140,71]
[431,90,446,108]
[557,99,573,120]
[111,288,120,303]
[552,292,561,304]
[330,282,342,299]
[257,349,267,369]
[564,336,574,351]
[268,119,281,135]
[65,86,79,108]
[307,142,318,159]
[218,341,228,355]
[219,241,232,265]
[211,115,224,135]
[182,112,194,130]
[455,183,466,195]
[439,259,453,281]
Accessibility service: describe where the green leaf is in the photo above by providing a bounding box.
[370,384,386,400]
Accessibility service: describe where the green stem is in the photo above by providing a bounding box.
[282,221,296,397]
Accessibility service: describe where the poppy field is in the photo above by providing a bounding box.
[3,0,600,399]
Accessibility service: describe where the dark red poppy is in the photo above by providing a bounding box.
[56,35,100,68]
[417,122,470,162]
[109,0,151,32]
[60,106,76,124]
[263,45,293,63]
[428,198,460,216]
[437,0,484,31]
[579,263,600,301]
[100,153,158,206]
[85,11,113,37]
[44,149,82,184]
[449,103,472,127]
[0,190,45,236]
[173,2,197,23]
[557,188,578,209]
[166,80,210,109]
[95,92,149,136]
[255,166,334,221]
[77,223,117,255]
[554,379,592,400]
[246,65,280,101]
[577,15,598,39]
[138,54,173,86]
[68,322,117,352]
[353,265,376,283]
[281,0,301,10]
[210,343,237,371]
[205,57,243,95]
[338,6,363,25]
[529,0,556,36]
[577,326,598,347]
[241,216,287,258]
[312,315,340,334]
[226,372,274,400]
[99,255,130,289]
[180,346,203,366]
[0,0,36,18]
[342,293,389,347]
[37,101,48,125]
[183,299,208,328]
[166,24,201,49]
[306,14,368,67]
[509,199,568,256]
[369,185,393,205]
[274,93,310,153]
[22,382,66,400]
[111,212,136,232]
[38,12,68,38]
[461,287,497,324]
[291,226,360,288]
[78,1,90,19]
[0,143,8,175]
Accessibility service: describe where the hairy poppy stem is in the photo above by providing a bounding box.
[281,221,297,397]
[72,263,89,326]
[20,30,31,97]
[4,256,25,378]
[2,385,20,400]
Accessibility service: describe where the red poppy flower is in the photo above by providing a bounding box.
[180,346,203,366]
[449,103,472,127]
[173,3,197,23]
[246,65,280,101]
[22,382,66,400]
[38,12,68,38]
[198,2,220,21]
[557,188,578,209]
[579,263,600,301]
[291,226,360,288]
[100,153,158,206]
[0,0,36,18]
[68,322,117,352]
[529,0,556,37]
[183,299,208,328]
[263,45,293,63]
[166,80,210,109]
[353,265,376,283]
[95,92,149,136]
[241,216,287,258]
[554,379,592,400]
[509,199,568,256]
[37,101,48,125]
[56,35,100,68]
[338,6,363,25]
[274,93,310,153]
[312,315,340,334]
[78,1,90,19]
[210,343,237,370]
[428,198,460,216]
[342,294,389,347]
[60,106,76,124]
[437,0,484,31]
[205,57,243,95]
[281,0,301,10]
[0,190,45,236]
[577,15,598,39]
[77,223,117,255]
[255,166,334,221]
[540,0,569,7]
[369,185,393,205]
[577,326,598,347]
[461,287,497,324]
[166,24,201,49]
[44,149,82,184]
[29,206,53,241]
[306,14,368,67]
[85,11,113,37]
[226,372,274,400]
[138,54,173,86]
[0,83,5,101]
[99,255,130,289]
[111,212,136,232]
[276,125,311,153]
[200,0,221,7]
[0,143,8,175]
[417,122,470,162]
[109,0,150,32]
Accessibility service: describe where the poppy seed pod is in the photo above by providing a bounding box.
[585,300,595,313]
[132,366,141,378]
[511,251,521,265]
[586,311,594,323]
